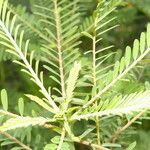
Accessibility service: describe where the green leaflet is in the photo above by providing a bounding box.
[140,32,146,53]
[119,57,125,74]
[25,94,54,113]
[18,98,24,116]
[44,144,57,150]
[50,76,61,85]
[126,141,136,150]
[106,70,113,84]
[10,147,23,150]
[51,136,61,144]
[2,0,7,22]
[0,0,4,17]
[79,127,95,139]
[1,141,15,146]
[82,31,93,39]
[0,89,8,111]
[133,39,139,60]
[125,46,131,67]
[113,61,120,79]
[19,30,24,49]
[10,15,16,34]
[92,85,97,97]
[147,23,150,47]
[66,62,81,100]
[44,142,74,150]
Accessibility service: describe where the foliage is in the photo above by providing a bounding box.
[0,0,150,150]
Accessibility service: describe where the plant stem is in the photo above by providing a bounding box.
[75,139,110,150]
[0,110,19,117]
[96,115,101,145]
[0,130,32,150]
[109,110,146,143]
[57,127,66,150]
[54,0,66,98]
[93,35,101,145]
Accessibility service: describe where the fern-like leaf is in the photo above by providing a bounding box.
[34,0,81,97]
[66,62,81,100]
[0,0,59,113]
[0,117,50,131]
[72,90,150,120]
[82,23,150,110]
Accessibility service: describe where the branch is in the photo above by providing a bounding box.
[57,127,66,150]
[75,139,110,150]
[42,123,56,129]
[109,110,146,143]
[0,130,32,150]
[92,19,100,145]
[0,110,19,118]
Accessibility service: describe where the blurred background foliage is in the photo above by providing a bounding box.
[0,0,150,149]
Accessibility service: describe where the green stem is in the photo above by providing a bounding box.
[92,36,101,145]
[54,0,66,98]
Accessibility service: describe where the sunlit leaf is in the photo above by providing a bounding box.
[18,98,24,116]
[1,89,8,111]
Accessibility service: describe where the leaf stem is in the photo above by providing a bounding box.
[57,127,66,150]
[109,110,146,143]
[75,138,110,150]
[0,130,32,150]
[0,110,19,117]
[93,35,101,145]
[54,0,66,98]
